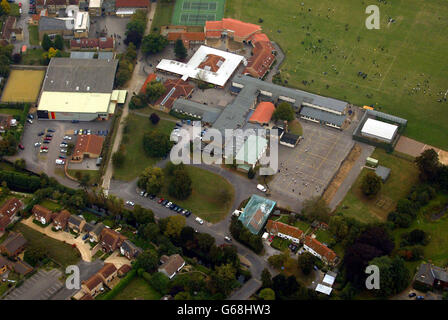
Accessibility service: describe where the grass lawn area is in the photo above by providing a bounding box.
[314,229,333,245]
[13,224,81,268]
[67,169,100,184]
[20,49,45,65]
[336,148,419,223]
[151,2,175,34]
[112,277,161,300]
[225,0,448,149]
[159,165,234,223]
[392,193,448,267]
[39,199,63,211]
[277,215,311,232]
[0,108,22,117]
[271,236,290,251]
[1,69,45,103]
[28,25,39,46]
[113,113,175,181]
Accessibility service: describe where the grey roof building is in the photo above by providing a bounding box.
[120,239,143,259]
[299,106,346,128]
[70,51,95,59]
[42,58,119,93]
[98,52,115,60]
[90,222,105,237]
[172,99,222,124]
[414,263,448,289]
[38,16,72,33]
[375,165,391,182]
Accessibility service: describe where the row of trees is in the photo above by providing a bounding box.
[229,216,263,254]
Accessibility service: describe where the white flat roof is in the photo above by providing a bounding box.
[315,284,333,295]
[38,91,112,114]
[156,45,245,87]
[361,118,398,141]
[322,274,335,286]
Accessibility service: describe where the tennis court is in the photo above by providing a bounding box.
[172,0,225,26]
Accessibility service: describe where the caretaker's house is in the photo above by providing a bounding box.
[97,262,118,285]
[32,204,53,225]
[158,254,185,279]
[115,0,150,17]
[0,114,13,132]
[153,78,194,113]
[100,228,127,253]
[303,236,337,266]
[71,134,104,162]
[248,101,275,126]
[89,222,105,242]
[0,232,27,257]
[414,263,448,291]
[118,264,131,277]
[38,16,73,40]
[0,198,22,222]
[266,220,303,244]
[120,239,142,260]
[81,262,118,297]
[53,209,71,230]
[67,215,86,233]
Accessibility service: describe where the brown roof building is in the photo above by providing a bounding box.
[205,19,261,42]
[0,198,22,230]
[167,31,205,48]
[32,204,53,225]
[53,209,71,230]
[72,134,104,162]
[198,54,226,73]
[0,114,13,132]
[0,232,27,257]
[100,228,127,253]
[266,220,303,243]
[115,0,149,8]
[303,236,337,265]
[243,33,276,79]
[249,101,275,125]
[158,254,185,279]
[154,78,194,112]
[118,264,132,277]
[70,37,115,51]
[82,263,118,297]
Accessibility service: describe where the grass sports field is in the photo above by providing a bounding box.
[225,0,448,149]
[172,0,225,26]
[1,69,45,103]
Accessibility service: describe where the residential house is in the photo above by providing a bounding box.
[303,236,337,266]
[53,209,71,230]
[1,16,23,43]
[32,204,53,225]
[0,114,13,132]
[82,222,95,234]
[67,215,86,233]
[266,220,303,244]
[118,264,131,277]
[0,232,27,257]
[100,228,127,253]
[0,256,12,275]
[13,260,33,276]
[97,262,118,285]
[81,262,118,297]
[414,263,448,291]
[158,254,185,279]
[89,222,105,242]
[0,198,23,232]
[120,239,142,260]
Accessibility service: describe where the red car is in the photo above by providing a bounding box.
[40,146,48,150]
[157,198,164,204]
[268,235,274,242]
[18,144,24,150]
[18,3,22,7]
[44,137,52,141]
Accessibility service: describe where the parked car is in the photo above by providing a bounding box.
[71,120,79,123]
[79,129,83,135]
[224,236,232,242]
[268,235,274,242]
[34,142,41,147]
[37,132,44,136]
[87,129,91,135]
[27,119,33,124]
[257,184,267,192]
[416,296,424,300]
[45,133,53,137]
[166,201,172,208]
[195,217,204,225]
[408,292,416,298]
[42,140,50,144]
[157,198,164,204]
[185,211,192,217]
[55,159,65,165]
[60,143,68,148]
[27,114,33,119]
[40,149,48,153]
[40,146,48,150]
[161,200,168,206]
[18,144,24,150]
[47,129,55,132]
[60,149,67,153]
[125,200,135,207]
[59,156,66,159]
[74,130,78,135]
[139,190,145,196]
[82,234,89,241]
[63,136,72,140]
[149,194,156,200]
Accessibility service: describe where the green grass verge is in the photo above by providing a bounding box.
[113,113,175,181]
[159,165,235,223]
[39,199,63,211]
[67,169,100,184]
[28,25,39,46]
[112,276,161,300]
[13,224,81,268]
[151,2,175,34]
[225,0,448,149]
[336,148,419,223]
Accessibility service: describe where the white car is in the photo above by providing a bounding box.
[40,149,48,153]
[34,142,41,147]
[27,119,33,124]
[87,130,91,135]
[139,190,145,196]
[166,201,172,208]
[63,136,72,140]
[60,149,67,153]
[60,143,68,148]
[224,236,232,242]
[195,217,204,225]
[257,184,267,192]
[55,159,65,165]
[125,200,135,207]
[232,209,242,217]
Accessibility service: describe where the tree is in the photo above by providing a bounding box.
[54,35,64,50]
[141,34,168,56]
[259,288,275,300]
[268,251,288,269]
[133,250,158,273]
[144,80,166,103]
[272,102,295,122]
[142,223,160,242]
[13,158,26,171]
[261,268,273,288]
[369,256,410,297]
[415,149,440,183]
[149,112,160,125]
[143,130,171,157]
[361,171,382,197]
[297,251,316,275]
[148,272,170,295]
[24,245,47,267]
[213,263,237,295]
[12,53,21,64]
[329,215,349,240]
[124,30,144,48]
[137,166,164,194]
[168,169,192,200]
[42,34,53,51]
[0,0,10,15]
[164,215,186,239]
[302,196,331,223]
[174,39,187,60]
[197,232,215,253]
[112,151,125,168]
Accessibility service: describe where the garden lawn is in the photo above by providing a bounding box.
[67,169,101,184]
[28,25,39,46]
[151,2,175,34]
[112,277,161,300]
[225,0,448,149]
[336,148,418,223]
[20,49,45,65]
[159,165,235,223]
[113,113,175,181]
[39,199,63,211]
[13,224,80,268]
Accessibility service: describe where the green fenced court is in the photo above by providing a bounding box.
[172,0,226,26]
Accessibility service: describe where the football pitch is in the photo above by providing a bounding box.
[226,0,448,149]
[172,0,225,26]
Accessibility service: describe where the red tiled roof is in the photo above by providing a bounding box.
[99,37,114,49]
[73,135,104,158]
[100,228,126,252]
[198,54,225,73]
[244,39,275,78]
[266,220,303,239]
[70,38,99,49]
[249,102,275,124]
[140,73,157,94]
[0,215,10,230]
[205,30,222,38]
[32,205,53,222]
[304,236,337,263]
[83,274,103,291]
[118,264,132,275]
[205,18,261,40]
[53,209,71,228]
[155,78,194,111]
[115,0,149,8]
[167,32,205,42]
[0,198,22,218]
[98,263,117,279]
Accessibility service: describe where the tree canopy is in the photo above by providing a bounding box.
[141,34,168,55]
[272,102,295,122]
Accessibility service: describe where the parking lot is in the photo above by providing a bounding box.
[270,120,355,202]
[15,118,112,180]
[4,269,63,300]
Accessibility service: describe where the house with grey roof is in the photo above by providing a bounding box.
[414,263,448,291]
[89,222,105,242]
[67,215,86,233]
[120,240,143,260]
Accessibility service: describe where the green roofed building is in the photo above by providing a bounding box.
[239,194,276,235]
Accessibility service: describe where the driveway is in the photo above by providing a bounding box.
[21,217,93,262]
[13,0,31,53]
